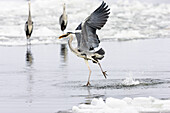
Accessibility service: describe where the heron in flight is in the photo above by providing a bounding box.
[59,1,110,86]
[25,1,33,45]
[59,3,68,32]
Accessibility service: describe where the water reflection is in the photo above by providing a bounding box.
[26,46,33,66]
[60,44,68,64]
[84,87,92,104]
[25,45,34,104]
[84,87,105,105]
[26,72,33,104]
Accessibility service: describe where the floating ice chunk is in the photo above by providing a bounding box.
[91,98,106,107]
[114,30,146,39]
[33,27,56,37]
[0,36,8,40]
[72,97,170,113]
[0,26,25,37]
[106,97,128,108]
[122,97,133,104]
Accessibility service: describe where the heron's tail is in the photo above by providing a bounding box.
[95,48,105,55]
[92,48,105,63]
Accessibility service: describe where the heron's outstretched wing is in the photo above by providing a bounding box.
[86,1,110,30]
[78,1,110,51]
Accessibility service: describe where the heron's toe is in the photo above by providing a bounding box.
[86,81,91,86]
[103,71,107,79]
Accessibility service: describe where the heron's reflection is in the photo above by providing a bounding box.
[84,87,92,104]
[26,46,33,66]
[84,87,105,105]
[27,71,33,104]
[25,45,34,104]
[60,44,68,64]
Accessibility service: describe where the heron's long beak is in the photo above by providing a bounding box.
[58,33,71,39]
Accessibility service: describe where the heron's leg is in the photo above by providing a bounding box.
[29,38,31,45]
[27,38,31,51]
[84,59,91,86]
[97,62,107,79]
[27,42,29,50]
[27,38,29,46]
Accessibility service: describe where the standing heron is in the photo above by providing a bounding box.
[25,1,33,45]
[59,1,110,86]
[59,3,68,32]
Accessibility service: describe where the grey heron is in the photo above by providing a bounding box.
[59,1,110,86]
[25,1,33,45]
[59,3,68,32]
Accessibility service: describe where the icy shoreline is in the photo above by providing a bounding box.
[0,0,170,46]
[72,97,170,113]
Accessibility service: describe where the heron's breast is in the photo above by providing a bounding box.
[28,25,32,33]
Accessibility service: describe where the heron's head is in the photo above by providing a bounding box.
[63,3,66,11]
[59,32,72,39]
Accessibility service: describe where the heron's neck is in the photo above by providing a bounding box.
[68,35,78,54]
[63,4,66,13]
[28,2,32,22]
[63,4,67,17]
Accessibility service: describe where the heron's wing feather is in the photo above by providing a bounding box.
[59,15,62,25]
[25,21,28,32]
[80,25,100,50]
[86,1,110,30]
[79,1,110,51]
[75,23,90,50]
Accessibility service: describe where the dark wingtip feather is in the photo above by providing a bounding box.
[76,23,82,30]
[95,48,105,55]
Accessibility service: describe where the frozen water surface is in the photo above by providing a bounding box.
[0,0,170,45]
[0,0,170,113]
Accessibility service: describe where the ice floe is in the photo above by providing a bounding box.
[72,97,170,113]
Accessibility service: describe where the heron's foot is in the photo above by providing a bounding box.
[102,71,107,79]
[86,81,91,86]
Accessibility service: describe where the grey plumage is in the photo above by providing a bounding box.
[25,1,33,43]
[59,3,68,31]
[76,1,110,51]
[59,1,110,86]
